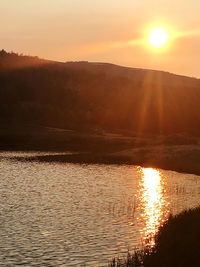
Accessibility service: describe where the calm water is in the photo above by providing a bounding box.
[0,151,200,266]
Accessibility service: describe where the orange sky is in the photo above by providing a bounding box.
[1,0,200,77]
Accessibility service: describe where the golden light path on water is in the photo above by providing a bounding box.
[139,168,170,247]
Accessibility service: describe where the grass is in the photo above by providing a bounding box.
[109,206,200,267]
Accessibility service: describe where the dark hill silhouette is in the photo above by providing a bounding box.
[1,50,200,135]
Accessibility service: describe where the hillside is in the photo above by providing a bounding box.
[1,49,200,136]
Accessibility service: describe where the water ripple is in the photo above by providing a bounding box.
[0,152,200,266]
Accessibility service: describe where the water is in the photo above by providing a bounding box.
[0,151,200,266]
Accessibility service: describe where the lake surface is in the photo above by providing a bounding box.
[0,151,200,266]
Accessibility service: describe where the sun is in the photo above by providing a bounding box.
[148,28,169,49]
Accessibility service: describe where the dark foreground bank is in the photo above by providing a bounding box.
[109,207,200,267]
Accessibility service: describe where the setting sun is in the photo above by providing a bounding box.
[149,28,169,49]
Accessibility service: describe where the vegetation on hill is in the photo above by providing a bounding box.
[1,50,200,135]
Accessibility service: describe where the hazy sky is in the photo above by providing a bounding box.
[1,0,200,77]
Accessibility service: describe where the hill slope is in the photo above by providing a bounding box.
[1,50,200,136]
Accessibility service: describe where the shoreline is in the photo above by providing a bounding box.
[1,125,200,176]
[3,148,200,177]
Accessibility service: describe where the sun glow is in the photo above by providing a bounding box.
[148,28,169,49]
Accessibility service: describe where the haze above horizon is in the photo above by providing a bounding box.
[1,0,200,77]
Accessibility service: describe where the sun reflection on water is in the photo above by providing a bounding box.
[139,168,169,247]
